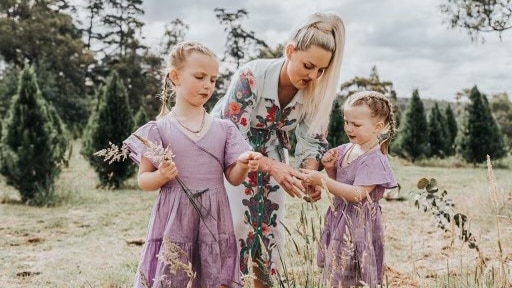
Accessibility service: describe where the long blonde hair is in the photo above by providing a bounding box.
[344,91,396,154]
[288,12,345,135]
[158,41,217,119]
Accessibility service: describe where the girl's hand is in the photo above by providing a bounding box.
[321,149,337,170]
[158,158,177,181]
[299,168,324,187]
[238,151,262,171]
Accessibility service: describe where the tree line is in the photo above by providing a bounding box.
[0,0,511,205]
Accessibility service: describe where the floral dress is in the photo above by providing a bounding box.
[211,58,328,284]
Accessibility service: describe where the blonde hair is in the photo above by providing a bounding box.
[158,41,217,119]
[344,91,396,154]
[288,12,345,135]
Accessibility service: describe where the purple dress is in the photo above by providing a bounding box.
[317,144,397,287]
[124,115,250,288]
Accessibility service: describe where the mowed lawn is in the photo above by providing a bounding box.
[1,142,511,287]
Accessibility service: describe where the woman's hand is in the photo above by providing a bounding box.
[265,159,307,198]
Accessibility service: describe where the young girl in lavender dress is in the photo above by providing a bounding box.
[124,41,261,288]
[300,91,397,287]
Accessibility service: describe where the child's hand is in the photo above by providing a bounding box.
[321,149,338,169]
[299,169,324,187]
[158,158,177,181]
[238,151,262,171]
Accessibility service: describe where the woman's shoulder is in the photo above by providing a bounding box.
[240,58,283,77]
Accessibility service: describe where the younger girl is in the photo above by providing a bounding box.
[299,91,397,287]
[124,41,261,288]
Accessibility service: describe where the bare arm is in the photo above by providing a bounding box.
[225,151,262,186]
[258,156,307,198]
[299,169,375,203]
[137,156,177,191]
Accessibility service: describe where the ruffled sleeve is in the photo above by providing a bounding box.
[123,121,163,168]
[353,153,397,189]
[223,120,252,168]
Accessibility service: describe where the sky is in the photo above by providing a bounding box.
[140,0,512,101]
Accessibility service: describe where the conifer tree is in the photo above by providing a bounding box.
[82,71,135,188]
[444,105,457,156]
[427,103,449,158]
[393,89,428,162]
[327,99,348,148]
[457,86,507,166]
[134,106,148,127]
[0,66,68,205]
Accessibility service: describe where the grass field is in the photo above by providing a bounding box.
[1,142,511,287]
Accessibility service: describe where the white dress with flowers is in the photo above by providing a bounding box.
[211,58,328,284]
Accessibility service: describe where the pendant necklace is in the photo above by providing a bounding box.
[172,108,206,137]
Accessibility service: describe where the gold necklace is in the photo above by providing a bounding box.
[172,108,206,137]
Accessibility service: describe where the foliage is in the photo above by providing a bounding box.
[81,71,135,189]
[427,103,451,158]
[214,8,270,69]
[456,86,507,165]
[0,66,69,205]
[489,92,512,149]
[444,104,458,155]
[134,105,148,128]
[392,89,428,162]
[327,99,348,148]
[412,177,479,251]
[0,0,94,133]
[440,0,512,41]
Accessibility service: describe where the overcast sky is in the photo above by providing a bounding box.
[140,0,512,101]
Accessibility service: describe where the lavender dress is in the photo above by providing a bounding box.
[317,144,397,288]
[124,115,250,288]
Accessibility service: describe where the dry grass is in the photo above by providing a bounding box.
[1,143,511,287]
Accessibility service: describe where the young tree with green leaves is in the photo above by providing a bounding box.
[456,86,507,166]
[0,66,68,205]
[82,71,135,188]
[327,99,349,148]
[393,89,428,162]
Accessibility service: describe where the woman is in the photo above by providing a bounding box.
[211,12,345,287]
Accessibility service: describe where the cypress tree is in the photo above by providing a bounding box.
[393,89,428,162]
[0,66,68,205]
[81,71,135,188]
[457,86,507,166]
[427,103,449,158]
[444,105,457,156]
[327,99,349,148]
[134,106,149,128]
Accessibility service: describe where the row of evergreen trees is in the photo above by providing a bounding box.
[0,65,509,206]
[0,67,139,205]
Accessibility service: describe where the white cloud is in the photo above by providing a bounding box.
[141,0,512,101]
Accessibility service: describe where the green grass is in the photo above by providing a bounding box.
[1,143,511,287]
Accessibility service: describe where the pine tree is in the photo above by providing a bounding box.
[81,71,135,188]
[393,89,428,162]
[427,103,449,158]
[327,99,348,148]
[457,86,507,166]
[134,106,148,127]
[444,105,457,156]
[0,66,68,205]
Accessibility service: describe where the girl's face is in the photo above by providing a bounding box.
[343,104,383,149]
[171,52,219,107]
[285,44,332,89]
